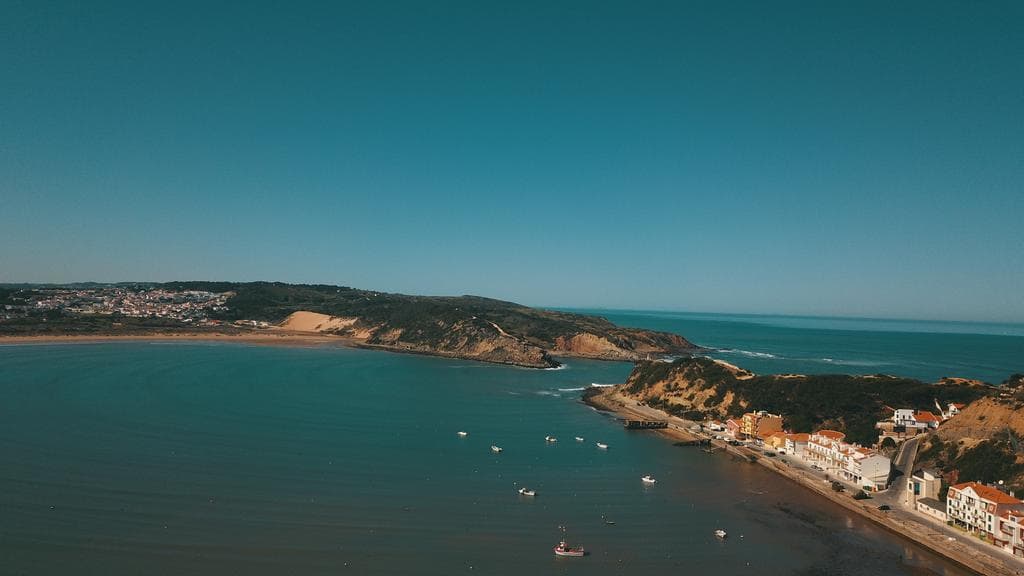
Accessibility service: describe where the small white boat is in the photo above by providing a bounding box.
[491,445,503,453]
[596,442,609,450]
[518,487,536,497]
[545,435,557,443]
[642,475,657,484]
[574,436,584,442]
[714,529,728,539]
[457,431,469,437]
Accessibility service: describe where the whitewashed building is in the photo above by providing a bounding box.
[806,430,891,491]
[947,482,1024,540]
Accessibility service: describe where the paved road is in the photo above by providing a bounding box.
[878,435,920,507]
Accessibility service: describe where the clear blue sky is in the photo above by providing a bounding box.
[2,1,1022,322]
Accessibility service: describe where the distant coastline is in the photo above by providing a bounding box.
[0,282,699,368]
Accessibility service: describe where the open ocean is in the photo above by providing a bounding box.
[2,312,1022,575]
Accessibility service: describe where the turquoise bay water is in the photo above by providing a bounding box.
[1,341,975,575]
[571,310,1024,384]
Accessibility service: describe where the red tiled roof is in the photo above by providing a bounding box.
[951,482,1024,505]
[814,430,846,440]
[914,411,940,423]
[787,433,810,442]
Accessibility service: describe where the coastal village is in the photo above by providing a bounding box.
[658,398,1024,571]
[1,287,238,325]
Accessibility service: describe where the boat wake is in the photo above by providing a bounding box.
[557,387,587,392]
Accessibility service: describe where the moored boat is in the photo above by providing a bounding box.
[554,540,585,557]
[545,435,557,443]
[596,442,609,450]
[553,540,585,557]
[642,475,657,484]
[715,529,728,539]
[554,526,585,557]
[574,436,584,442]
[518,487,536,497]
[491,445,503,453]
[457,431,468,437]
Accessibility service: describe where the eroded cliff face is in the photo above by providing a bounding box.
[277,311,692,368]
[936,376,1024,443]
[618,356,754,418]
[552,331,695,361]
[613,357,994,446]
[360,316,556,367]
[919,377,1024,490]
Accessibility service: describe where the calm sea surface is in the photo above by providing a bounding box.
[3,312,1021,575]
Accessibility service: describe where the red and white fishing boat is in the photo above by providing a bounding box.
[553,540,585,557]
[553,526,585,557]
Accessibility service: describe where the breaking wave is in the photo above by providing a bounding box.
[815,358,890,367]
[716,348,779,359]
[534,390,562,397]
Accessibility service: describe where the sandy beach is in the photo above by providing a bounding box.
[585,387,1024,576]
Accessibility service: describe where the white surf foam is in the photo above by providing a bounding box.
[717,348,778,359]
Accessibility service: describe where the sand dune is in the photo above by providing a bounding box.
[277,311,358,332]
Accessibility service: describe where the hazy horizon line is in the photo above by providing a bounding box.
[3,278,1022,327]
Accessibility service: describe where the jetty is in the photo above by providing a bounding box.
[623,419,668,430]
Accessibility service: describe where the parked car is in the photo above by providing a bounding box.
[877,505,891,511]
[811,465,824,471]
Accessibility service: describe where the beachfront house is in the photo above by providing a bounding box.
[806,430,847,471]
[907,469,943,507]
[762,431,788,451]
[947,482,1024,545]
[846,451,892,491]
[806,430,891,491]
[947,403,966,417]
[725,419,741,440]
[997,510,1024,558]
[917,497,948,523]
[741,410,783,441]
[784,433,809,457]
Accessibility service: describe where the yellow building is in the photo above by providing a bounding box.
[741,410,784,440]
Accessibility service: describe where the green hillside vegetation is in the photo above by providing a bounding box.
[167,281,685,350]
[625,357,991,445]
[919,433,1024,493]
[0,282,695,367]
